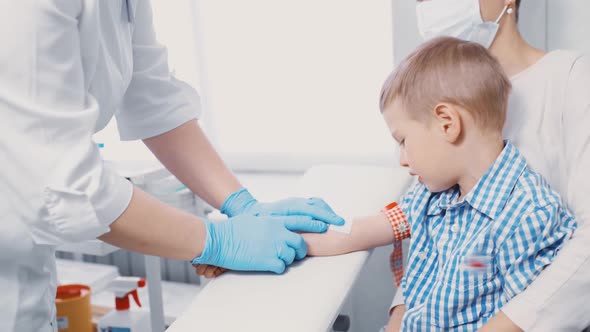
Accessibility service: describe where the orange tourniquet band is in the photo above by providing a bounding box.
[382,202,411,287]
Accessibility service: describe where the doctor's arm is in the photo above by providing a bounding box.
[98,186,329,273]
[142,118,344,223]
[143,120,241,210]
[99,187,206,260]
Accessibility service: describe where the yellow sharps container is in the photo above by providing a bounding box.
[55,284,92,332]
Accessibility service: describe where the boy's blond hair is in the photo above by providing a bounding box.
[379,37,511,132]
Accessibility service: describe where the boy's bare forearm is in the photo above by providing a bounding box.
[303,213,394,256]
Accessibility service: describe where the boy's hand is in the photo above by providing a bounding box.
[193,264,227,279]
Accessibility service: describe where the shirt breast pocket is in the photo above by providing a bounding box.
[427,254,498,328]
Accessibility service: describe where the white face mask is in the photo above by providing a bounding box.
[416,0,509,48]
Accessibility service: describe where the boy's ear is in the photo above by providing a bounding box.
[433,102,462,143]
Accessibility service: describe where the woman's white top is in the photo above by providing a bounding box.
[0,1,200,331]
[501,50,590,331]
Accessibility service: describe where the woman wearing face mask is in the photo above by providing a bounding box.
[385,0,590,331]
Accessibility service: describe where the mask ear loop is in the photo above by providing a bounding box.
[494,5,510,23]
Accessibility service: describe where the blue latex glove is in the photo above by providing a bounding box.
[192,215,327,273]
[220,188,345,226]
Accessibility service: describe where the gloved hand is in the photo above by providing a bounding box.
[221,188,345,226]
[192,214,328,273]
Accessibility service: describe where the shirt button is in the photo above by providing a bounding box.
[451,224,460,233]
[418,252,427,259]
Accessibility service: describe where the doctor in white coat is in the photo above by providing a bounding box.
[0,1,345,331]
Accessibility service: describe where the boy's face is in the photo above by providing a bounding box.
[383,100,457,193]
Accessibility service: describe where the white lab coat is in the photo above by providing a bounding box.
[0,1,200,331]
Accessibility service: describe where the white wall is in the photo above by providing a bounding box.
[392,0,422,65]
[547,0,590,53]
[519,0,547,50]
[520,0,590,53]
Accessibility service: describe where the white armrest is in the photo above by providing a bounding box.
[166,165,412,332]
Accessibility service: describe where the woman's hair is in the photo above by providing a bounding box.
[379,37,512,132]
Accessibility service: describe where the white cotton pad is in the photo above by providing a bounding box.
[328,217,353,234]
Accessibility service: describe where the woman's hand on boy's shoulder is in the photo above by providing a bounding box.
[385,304,405,332]
[478,311,523,332]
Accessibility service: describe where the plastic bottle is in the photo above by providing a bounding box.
[97,277,151,332]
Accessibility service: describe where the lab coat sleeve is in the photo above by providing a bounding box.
[0,0,133,245]
[115,0,201,141]
[500,55,590,331]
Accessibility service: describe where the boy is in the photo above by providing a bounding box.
[302,37,577,331]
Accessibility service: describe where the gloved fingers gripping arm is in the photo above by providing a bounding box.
[221,188,345,226]
[192,215,328,273]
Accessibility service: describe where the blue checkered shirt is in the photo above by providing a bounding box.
[399,142,577,331]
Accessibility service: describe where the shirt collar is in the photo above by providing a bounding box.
[426,141,526,219]
[427,185,460,216]
[463,141,527,220]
